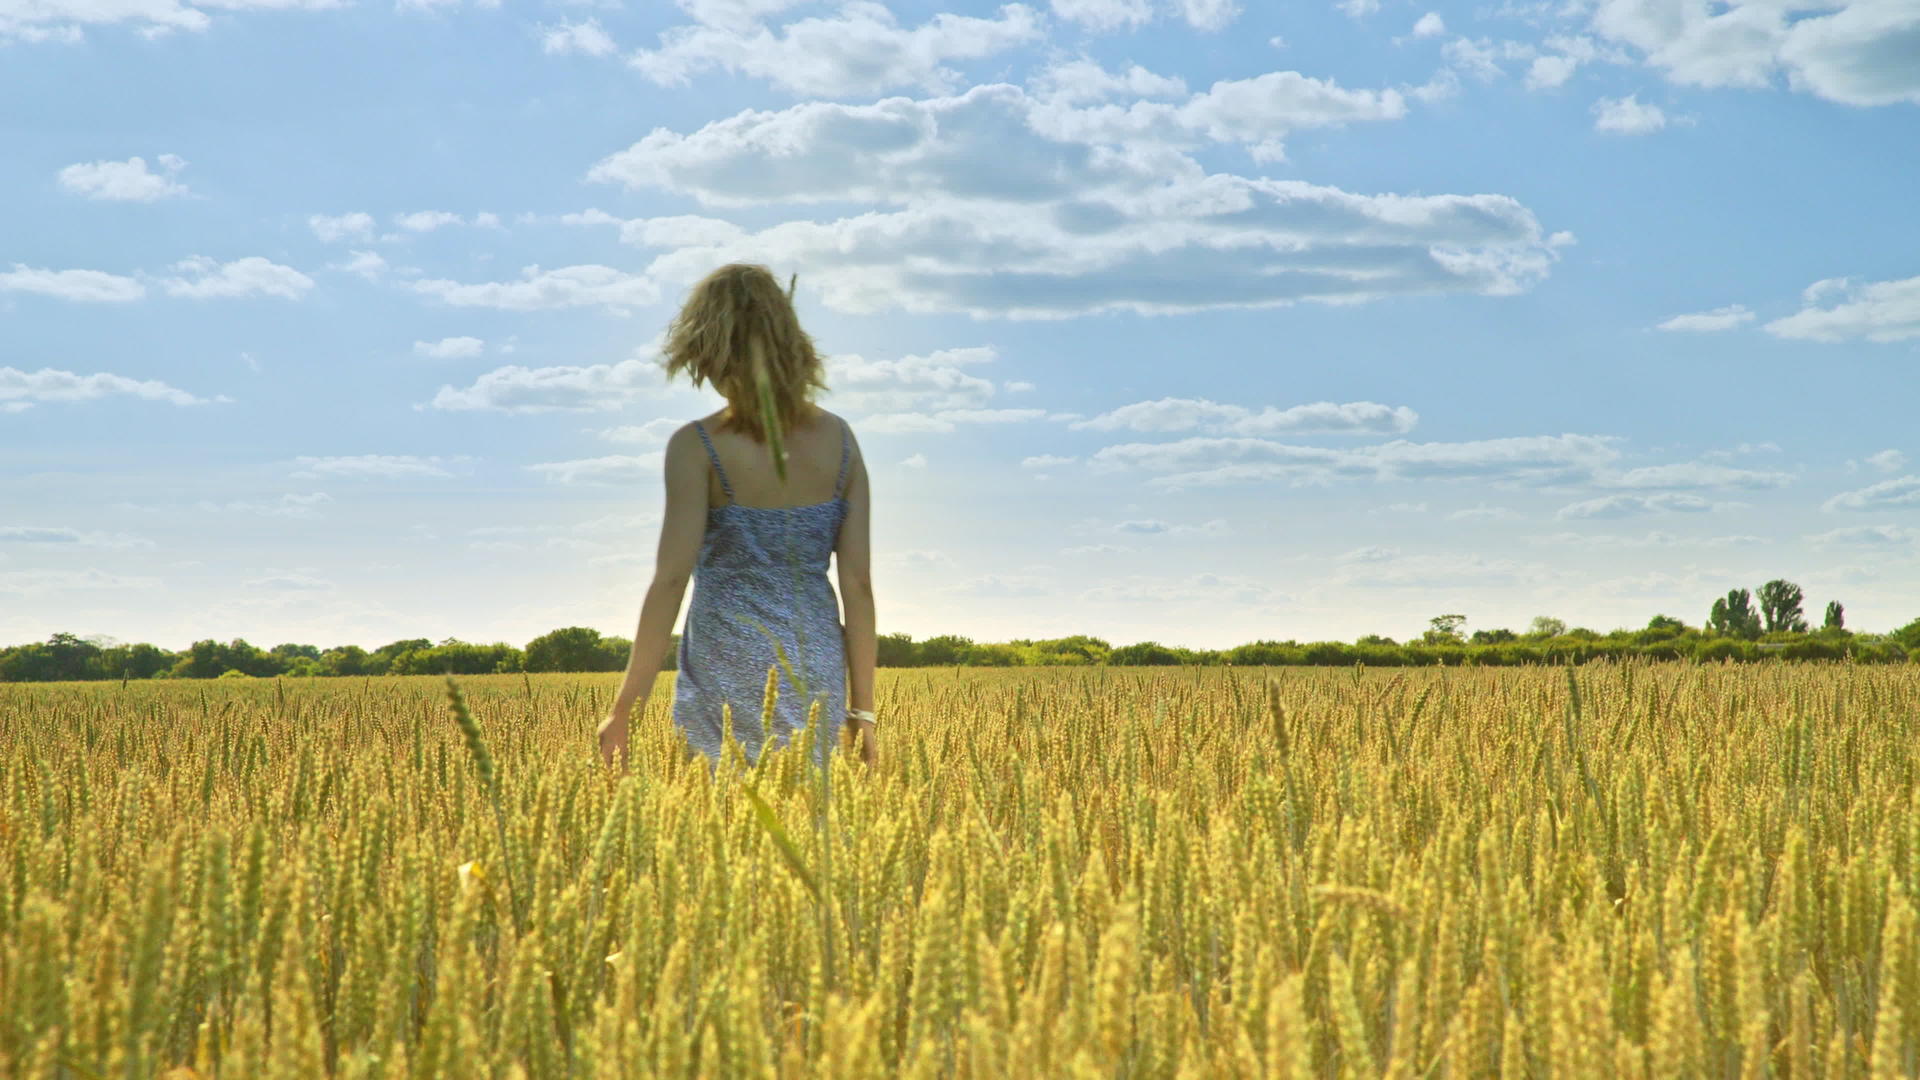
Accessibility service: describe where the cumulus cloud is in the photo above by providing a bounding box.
[329,251,389,282]
[309,212,376,243]
[414,336,486,359]
[1092,432,1623,489]
[1049,0,1152,31]
[1,366,212,409]
[1072,397,1418,436]
[823,346,1047,433]
[1412,11,1445,36]
[0,265,145,303]
[1806,524,1920,548]
[630,2,1044,98]
[542,16,617,55]
[289,455,463,479]
[1022,454,1077,468]
[1330,551,1553,588]
[428,351,669,412]
[1823,475,1920,512]
[1591,93,1668,133]
[1585,0,1920,106]
[1864,449,1908,473]
[195,493,334,518]
[1,0,341,42]
[1177,0,1239,31]
[57,154,189,201]
[526,453,665,485]
[0,568,162,596]
[0,525,153,549]
[1554,492,1728,519]
[409,264,658,314]
[157,256,314,300]
[1590,462,1790,489]
[1657,303,1754,331]
[583,80,1556,319]
[1082,571,1272,603]
[1764,274,1920,343]
[598,417,683,444]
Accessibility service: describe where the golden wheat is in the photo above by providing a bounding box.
[2,660,1918,1077]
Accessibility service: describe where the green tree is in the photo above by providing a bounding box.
[1110,641,1183,665]
[1355,633,1397,646]
[1824,601,1845,631]
[1526,616,1567,638]
[1890,617,1920,651]
[916,634,974,666]
[1708,589,1763,640]
[1423,614,1466,645]
[876,632,918,667]
[1469,628,1517,644]
[525,627,614,672]
[1758,579,1808,634]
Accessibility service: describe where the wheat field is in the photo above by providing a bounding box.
[2,661,1918,1078]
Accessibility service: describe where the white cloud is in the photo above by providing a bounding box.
[1072,397,1418,436]
[1,0,342,42]
[1591,93,1667,133]
[1448,503,1522,520]
[1022,454,1077,468]
[942,573,1052,597]
[1412,11,1445,36]
[57,154,189,201]
[526,453,664,485]
[1587,0,1920,106]
[0,568,161,596]
[409,264,658,314]
[195,493,334,518]
[860,408,1047,433]
[289,455,461,479]
[1865,449,1908,473]
[1657,303,1754,331]
[330,251,389,281]
[1527,54,1580,88]
[0,265,145,302]
[0,525,153,549]
[414,336,487,359]
[598,417,683,444]
[1823,476,1920,512]
[901,452,928,468]
[1591,462,1789,489]
[1554,492,1726,519]
[309,212,376,243]
[630,2,1044,98]
[1083,571,1272,603]
[1336,0,1379,17]
[1093,433,1622,489]
[394,211,465,233]
[1108,518,1229,535]
[1330,551,1552,589]
[157,255,314,300]
[586,83,1554,319]
[1764,273,1920,343]
[428,351,669,412]
[542,16,616,55]
[1030,58,1187,104]
[1049,0,1151,31]
[1178,0,1239,31]
[1806,524,1920,548]
[0,366,210,408]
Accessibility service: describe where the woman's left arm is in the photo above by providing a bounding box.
[597,425,709,766]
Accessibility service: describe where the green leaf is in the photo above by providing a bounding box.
[744,785,822,903]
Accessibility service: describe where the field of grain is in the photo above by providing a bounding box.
[2,662,1918,1078]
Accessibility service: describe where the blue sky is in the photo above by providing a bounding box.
[4,0,1918,651]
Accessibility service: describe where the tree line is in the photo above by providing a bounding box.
[4,577,1916,681]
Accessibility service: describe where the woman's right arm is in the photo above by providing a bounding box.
[835,437,877,764]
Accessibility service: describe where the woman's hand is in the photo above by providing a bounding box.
[850,718,877,767]
[597,713,630,768]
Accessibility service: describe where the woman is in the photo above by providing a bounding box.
[596,263,878,769]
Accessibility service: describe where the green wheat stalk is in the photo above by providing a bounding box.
[446,676,526,934]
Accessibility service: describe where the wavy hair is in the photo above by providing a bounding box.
[661,263,826,445]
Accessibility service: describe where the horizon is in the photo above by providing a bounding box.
[6,0,1917,652]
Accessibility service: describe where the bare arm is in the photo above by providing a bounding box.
[598,425,708,764]
[835,437,876,722]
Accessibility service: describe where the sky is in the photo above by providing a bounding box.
[3,0,1918,652]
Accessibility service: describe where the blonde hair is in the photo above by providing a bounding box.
[662,263,826,444]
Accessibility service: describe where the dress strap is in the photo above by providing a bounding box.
[692,421,734,502]
[833,417,852,499]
